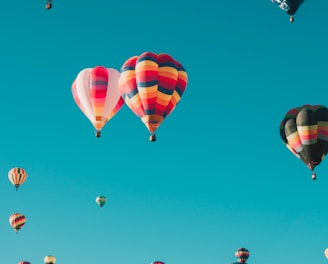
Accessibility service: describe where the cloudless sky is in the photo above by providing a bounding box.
[1,0,328,263]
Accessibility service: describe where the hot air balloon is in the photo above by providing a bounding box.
[151,262,165,264]
[119,52,188,141]
[234,248,250,263]
[72,66,124,138]
[45,0,52,9]
[324,248,328,259]
[96,195,107,207]
[9,213,26,233]
[280,104,328,180]
[44,255,56,264]
[18,262,31,264]
[8,167,27,190]
[271,0,305,22]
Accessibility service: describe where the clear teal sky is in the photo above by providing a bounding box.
[1,1,328,263]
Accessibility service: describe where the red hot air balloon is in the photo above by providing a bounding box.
[151,262,165,264]
[72,66,124,138]
[119,52,188,141]
[9,213,26,233]
[280,104,328,180]
[235,248,250,263]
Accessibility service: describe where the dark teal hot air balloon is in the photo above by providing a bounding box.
[280,105,328,180]
[96,196,107,208]
[234,248,249,263]
[271,0,305,22]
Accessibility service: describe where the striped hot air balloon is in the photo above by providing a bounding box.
[119,52,188,141]
[8,167,27,190]
[72,66,124,138]
[235,248,250,263]
[280,104,328,180]
[9,213,26,233]
[96,195,107,207]
[44,255,56,264]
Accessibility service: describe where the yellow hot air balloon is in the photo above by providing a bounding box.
[44,255,56,264]
[8,167,27,190]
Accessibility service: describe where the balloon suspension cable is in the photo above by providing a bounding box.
[149,133,156,142]
[15,184,18,191]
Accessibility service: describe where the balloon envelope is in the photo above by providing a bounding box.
[8,167,27,190]
[272,0,305,15]
[325,248,328,259]
[280,104,328,179]
[18,262,31,264]
[96,195,107,207]
[9,213,26,233]
[151,262,165,264]
[72,66,124,137]
[235,247,250,263]
[44,255,56,264]
[119,52,188,140]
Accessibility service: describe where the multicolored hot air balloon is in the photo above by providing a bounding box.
[72,66,124,138]
[119,52,188,141]
[8,167,27,190]
[96,195,107,207]
[280,104,328,180]
[9,213,26,233]
[234,248,250,263]
[271,0,305,22]
[44,255,56,264]
[18,262,31,264]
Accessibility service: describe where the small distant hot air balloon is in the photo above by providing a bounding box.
[96,195,107,207]
[280,104,328,180]
[271,0,305,22]
[151,262,165,264]
[119,52,188,141]
[45,0,52,9]
[234,248,250,263]
[72,66,124,138]
[324,248,328,259]
[44,255,56,264]
[18,262,31,264]
[9,213,26,233]
[8,167,27,190]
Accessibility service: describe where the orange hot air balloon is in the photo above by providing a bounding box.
[9,213,26,233]
[72,66,124,138]
[119,52,188,141]
[8,167,27,190]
